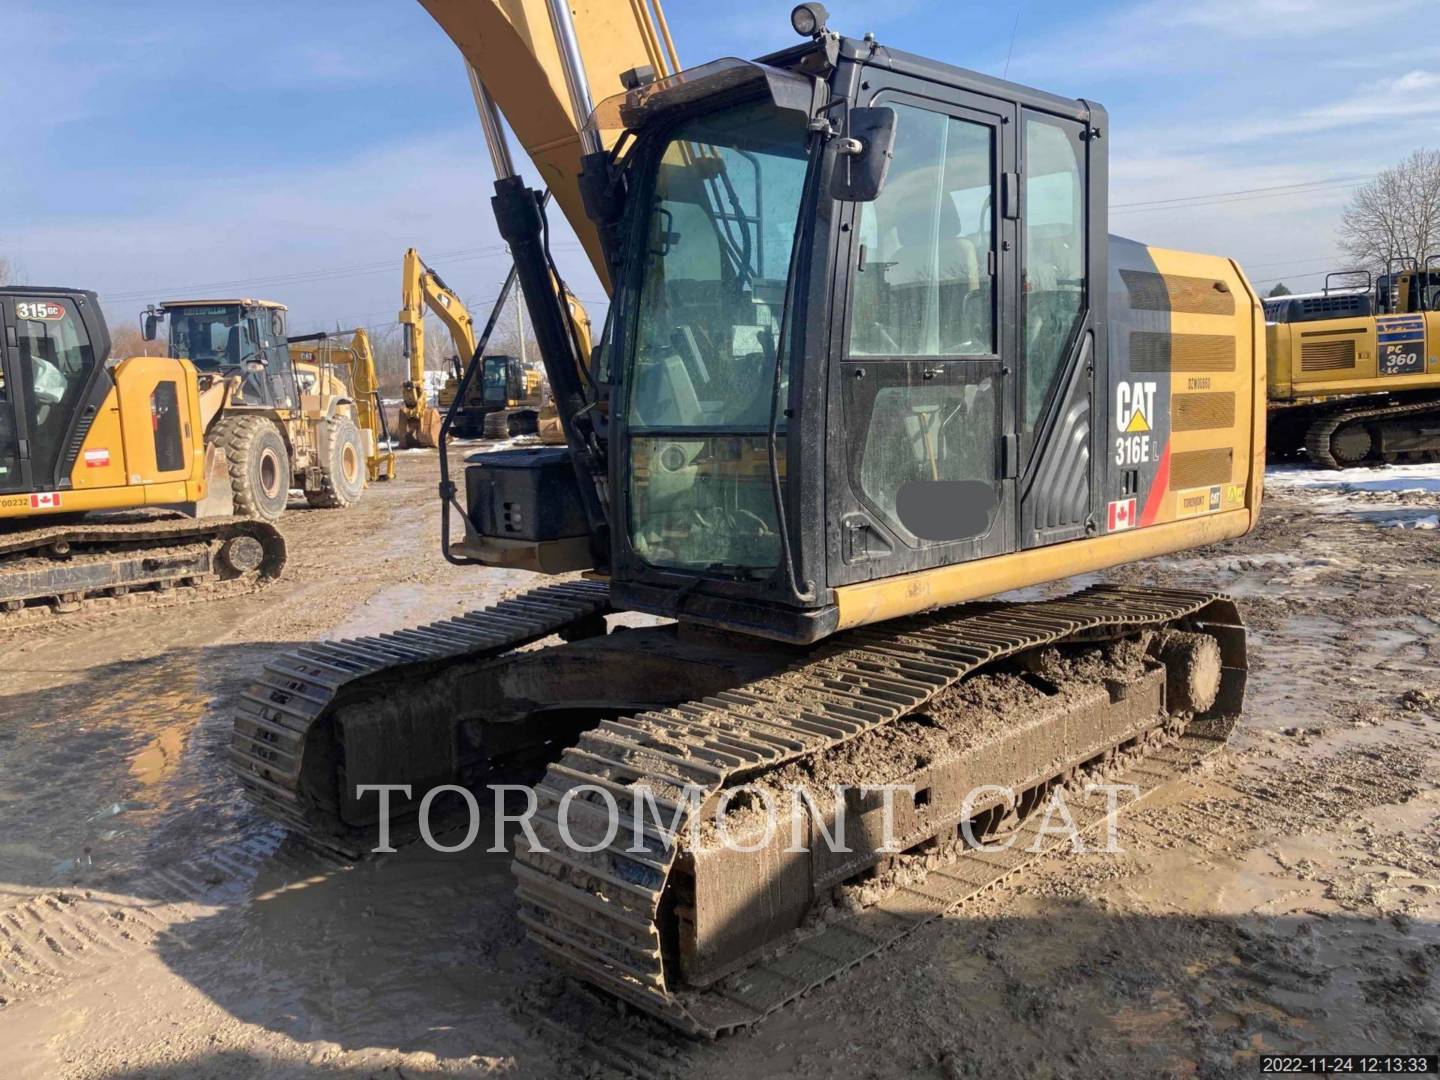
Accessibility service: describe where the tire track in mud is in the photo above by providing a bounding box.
[0,823,338,1008]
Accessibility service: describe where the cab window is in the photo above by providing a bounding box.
[1022,114,1086,436]
[14,298,97,478]
[849,103,996,358]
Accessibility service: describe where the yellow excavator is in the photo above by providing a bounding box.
[0,288,285,619]
[1265,261,1440,466]
[231,0,1264,1036]
[402,246,546,439]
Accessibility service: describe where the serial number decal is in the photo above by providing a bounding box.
[1187,376,1212,390]
[15,300,65,322]
[1376,315,1426,376]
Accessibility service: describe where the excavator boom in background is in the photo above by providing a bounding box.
[231,0,1262,1036]
[402,247,548,440]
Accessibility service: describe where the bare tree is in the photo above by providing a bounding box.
[1338,149,1440,271]
[109,324,167,358]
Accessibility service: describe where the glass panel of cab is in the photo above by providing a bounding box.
[623,99,809,572]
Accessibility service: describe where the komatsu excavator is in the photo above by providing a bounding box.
[231,0,1264,1036]
[1265,261,1440,466]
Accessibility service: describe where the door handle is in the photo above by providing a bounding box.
[921,366,942,380]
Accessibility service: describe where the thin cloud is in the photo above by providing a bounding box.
[1223,70,1440,143]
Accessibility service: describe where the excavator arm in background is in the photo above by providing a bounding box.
[397,247,478,448]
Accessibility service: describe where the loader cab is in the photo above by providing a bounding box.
[150,299,298,410]
[0,287,110,495]
[589,30,1108,641]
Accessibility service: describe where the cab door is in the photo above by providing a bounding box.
[0,293,101,495]
[828,86,1019,584]
[0,298,35,493]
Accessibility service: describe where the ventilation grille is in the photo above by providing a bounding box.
[1299,339,1357,372]
[1120,270,1236,315]
[1130,332,1237,372]
[1293,294,1371,322]
[1170,447,1233,489]
[1172,392,1236,432]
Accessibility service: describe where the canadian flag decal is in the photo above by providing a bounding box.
[29,492,62,509]
[1107,497,1136,532]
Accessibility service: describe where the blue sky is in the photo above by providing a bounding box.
[4,0,1438,336]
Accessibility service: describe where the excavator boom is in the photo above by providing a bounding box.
[419,0,678,287]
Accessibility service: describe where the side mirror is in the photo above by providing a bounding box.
[142,313,158,341]
[830,107,897,203]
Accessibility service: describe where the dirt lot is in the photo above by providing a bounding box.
[1,452,1437,1079]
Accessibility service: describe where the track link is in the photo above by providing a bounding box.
[0,515,284,626]
[228,580,612,855]
[515,585,1245,1036]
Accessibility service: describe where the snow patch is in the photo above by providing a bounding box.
[1266,462,1440,495]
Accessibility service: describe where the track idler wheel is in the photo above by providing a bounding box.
[1153,630,1222,714]
[1331,421,1374,466]
[219,535,266,576]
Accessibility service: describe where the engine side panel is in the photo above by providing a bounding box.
[1267,310,1440,403]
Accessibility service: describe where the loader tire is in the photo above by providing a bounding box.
[306,416,366,509]
[214,415,292,522]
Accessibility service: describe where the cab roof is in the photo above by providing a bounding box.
[158,298,288,311]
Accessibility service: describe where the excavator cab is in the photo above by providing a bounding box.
[468,27,1173,645]
[481,354,525,407]
[0,288,109,496]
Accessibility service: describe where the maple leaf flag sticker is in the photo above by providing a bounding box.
[1107,497,1136,532]
[29,493,62,510]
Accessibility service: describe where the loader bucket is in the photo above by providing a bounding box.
[196,442,237,519]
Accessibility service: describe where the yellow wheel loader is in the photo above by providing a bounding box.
[144,298,375,517]
[0,287,284,621]
[1265,261,1440,466]
[231,0,1264,1036]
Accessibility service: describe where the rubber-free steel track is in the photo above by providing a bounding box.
[514,584,1244,1036]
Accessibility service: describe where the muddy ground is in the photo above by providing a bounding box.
[1,453,1437,1079]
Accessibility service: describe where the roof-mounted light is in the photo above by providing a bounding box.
[790,3,829,37]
